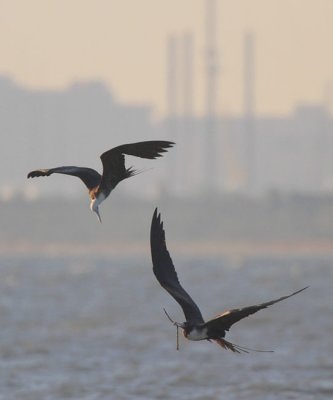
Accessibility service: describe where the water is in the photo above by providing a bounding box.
[0,253,332,399]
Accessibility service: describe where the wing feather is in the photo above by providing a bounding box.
[27,166,101,190]
[98,140,175,194]
[150,208,204,323]
[102,140,175,161]
[205,287,308,334]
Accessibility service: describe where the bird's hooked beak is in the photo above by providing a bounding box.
[95,208,102,223]
[90,199,102,223]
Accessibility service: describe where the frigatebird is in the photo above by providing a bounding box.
[27,140,174,222]
[150,208,308,352]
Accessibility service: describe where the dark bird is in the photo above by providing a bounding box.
[27,141,174,222]
[150,208,308,352]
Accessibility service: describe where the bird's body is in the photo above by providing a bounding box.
[27,141,174,222]
[150,208,308,352]
[184,326,209,341]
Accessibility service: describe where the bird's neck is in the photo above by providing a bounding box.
[90,186,113,201]
[184,325,208,341]
[90,192,106,210]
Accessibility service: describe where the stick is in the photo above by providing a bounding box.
[163,308,175,324]
[163,308,181,351]
[176,325,179,351]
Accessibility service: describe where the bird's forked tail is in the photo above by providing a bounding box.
[213,338,274,354]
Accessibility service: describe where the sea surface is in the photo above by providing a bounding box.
[0,252,332,399]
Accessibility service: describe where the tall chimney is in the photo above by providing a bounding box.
[167,35,179,117]
[204,0,220,191]
[182,32,194,117]
[243,31,256,193]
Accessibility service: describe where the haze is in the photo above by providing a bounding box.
[1,0,333,117]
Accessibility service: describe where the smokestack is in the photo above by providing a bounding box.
[182,32,194,117]
[243,31,256,194]
[205,0,218,118]
[167,35,179,117]
[244,32,255,118]
[204,0,220,191]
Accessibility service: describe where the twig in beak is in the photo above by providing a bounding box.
[176,324,179,351]
[163,308,175,324]
[163,308,180,351]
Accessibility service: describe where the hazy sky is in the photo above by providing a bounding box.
[0,0,333,117]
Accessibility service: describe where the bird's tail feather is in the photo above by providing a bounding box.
[213,338,274,354]
[125,167,141,179]
[125,167,151,179]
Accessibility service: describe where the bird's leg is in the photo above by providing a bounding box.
[163,308,180,351]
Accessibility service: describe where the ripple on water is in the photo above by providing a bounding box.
[0,255,332,400]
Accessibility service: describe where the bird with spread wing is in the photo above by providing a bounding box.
[27,141,174,222]
[150,208,308,352]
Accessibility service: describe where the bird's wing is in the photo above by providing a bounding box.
[27,166,101,190]
[99,151,128,191]
[99,140,175,192]
[102,140,175,160]
[150,208,205,324]
[204,287,308,333]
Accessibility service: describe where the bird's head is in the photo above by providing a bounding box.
[90,198,102,223]
[180,322,192,337]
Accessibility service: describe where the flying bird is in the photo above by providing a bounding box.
[27,140,174,222]
[150,208,308,352]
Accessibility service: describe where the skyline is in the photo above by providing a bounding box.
[1,1,333,118]
[1,74,333,199]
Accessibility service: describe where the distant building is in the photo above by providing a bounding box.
[0,75,154,198]
[161,104,333,196]
[1,74,333,198]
